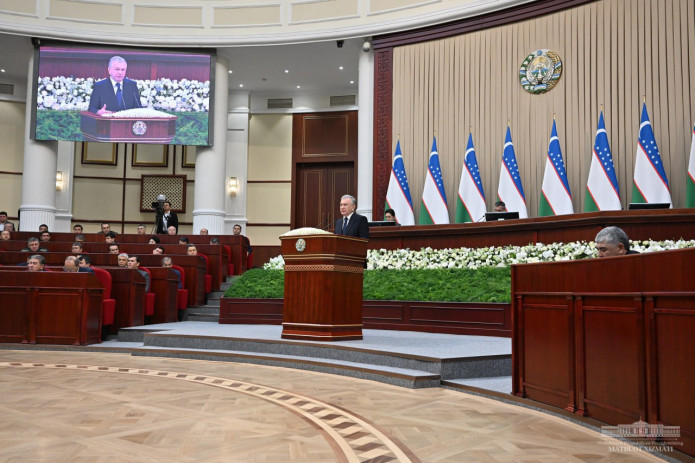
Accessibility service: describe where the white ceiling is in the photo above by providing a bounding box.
[0,33,363,97]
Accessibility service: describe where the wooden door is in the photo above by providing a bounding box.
[291,111,358,230]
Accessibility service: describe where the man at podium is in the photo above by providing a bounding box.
[87,56,142,115]
[334,194,369,239]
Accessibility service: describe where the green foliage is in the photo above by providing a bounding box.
[167,112,209,145]
[34,110,209,145]
[226,269,285,299]
[35,110,82,141]
[225,267,511,303]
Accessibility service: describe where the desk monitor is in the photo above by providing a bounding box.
[485,211,520,221]
[628,202,670,210]
[368,221,398,227]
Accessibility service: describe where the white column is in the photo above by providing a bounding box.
[356,43,374,220]
[19,55,58,232]
[54,141,75,232]
[192,57,229,234]
[225,91,250,234]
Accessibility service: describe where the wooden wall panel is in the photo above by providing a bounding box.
[381,0,695,220]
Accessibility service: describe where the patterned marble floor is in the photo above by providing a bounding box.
[0,350,672,462]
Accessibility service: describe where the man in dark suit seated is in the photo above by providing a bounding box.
[21,237,48,253]
[334,194,369,239]
[595,226,639,257]
[87,56,142,115]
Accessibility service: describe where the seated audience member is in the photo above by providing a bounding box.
[22,237,48,253]
[77,254,92,269]
[71,242,84,254]
[0,230,10,240]
[178,236,189,245]
[63,256,80,272]
[199,228,209,235]
[233,224,252,255]
[384,208,397,222]
[152,246,165,255]
[27,255,46,272]
[148,236,161,244]
[38,224,49,232]
[104,231,118,243]
[494,201,506,212]
[74,234,86,243]
[73,224,83,234]
[4,223,14,231]
[117,253,129,267]
[108,244,120,255]
[0,211,13,230]
[127,255,150,292]
[595,226,638,258]
[40,231,51,242]
[99,223,111,234]
[167,225,177,235]
[137,224,147,235]
[161,256,183,289]
[186,244,198,255]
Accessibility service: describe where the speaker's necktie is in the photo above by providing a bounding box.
[116,83,124,110]
[342,217,348,234]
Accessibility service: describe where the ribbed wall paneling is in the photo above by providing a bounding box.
[392,0,695,220]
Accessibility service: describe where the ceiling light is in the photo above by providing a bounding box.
[0,69,5,73]
[339,66,344,70]
[239,84,244,88]
[284,70,289,73]
[350,80,354,84]
[228,70,232,74]
[296,85,301,89]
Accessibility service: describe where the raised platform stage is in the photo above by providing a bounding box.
[0,322,512,390]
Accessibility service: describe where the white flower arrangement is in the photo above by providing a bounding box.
[101,108,175,118]
[280,227,332,237]
[262,239,695,270]
[36,76,210,113]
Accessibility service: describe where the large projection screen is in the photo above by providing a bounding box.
[31,43,215,146]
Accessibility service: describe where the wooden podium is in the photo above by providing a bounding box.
[80,111,177,143]
[280,234,368,341]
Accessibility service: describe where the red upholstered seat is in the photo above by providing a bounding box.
[91,267,116,326]
[222,244,233,276]
[172,264,188,311]
[140,266,156,317]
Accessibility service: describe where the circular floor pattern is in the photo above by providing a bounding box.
[1,360,416,463]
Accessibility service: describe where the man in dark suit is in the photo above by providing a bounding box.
[334,194,369,239]
[156,201,178,234]
[87,56,142,115]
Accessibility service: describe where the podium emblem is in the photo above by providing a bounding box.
[132,120,148,136]
[519,49,562,94]
[295,238,306,252]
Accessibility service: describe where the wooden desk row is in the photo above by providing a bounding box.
[7,232,249,275]
[0,251,206,308]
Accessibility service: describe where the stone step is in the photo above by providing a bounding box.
[131,345,441,389]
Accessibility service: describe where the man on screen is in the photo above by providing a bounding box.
[88,56,142,115]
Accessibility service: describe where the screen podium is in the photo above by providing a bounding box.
[280,234,368,341]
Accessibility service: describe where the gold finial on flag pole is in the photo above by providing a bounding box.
[643,95,646,103]
[600,103,603,112]
[553,113,556,121]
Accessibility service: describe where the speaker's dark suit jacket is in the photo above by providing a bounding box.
[156,212,179,235]
[88,78,142,113]
[334,213,369,239]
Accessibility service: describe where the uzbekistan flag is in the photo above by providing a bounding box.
[631,103,672,206]
[497,126,528,218]
[539,119,573,216]
[585,111,621,211]
[687,122,695,207]
[455,133,486,223]
[419,136,450,224]
[385,140,416,225]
